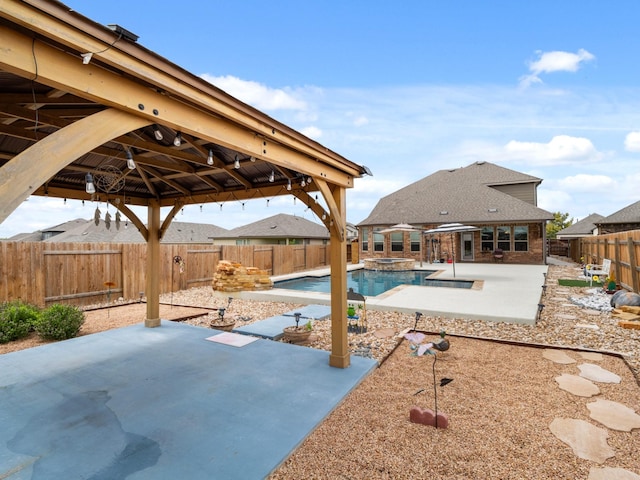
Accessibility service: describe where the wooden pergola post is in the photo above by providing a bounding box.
[145,200,161,327]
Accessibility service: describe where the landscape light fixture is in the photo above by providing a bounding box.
[85,172,96,194]
[126,149,136,170]
[269,170,275,182]
[173,132,182,147]
[207,149,214,165]
[153,125,163,141]
[234,155,240,169]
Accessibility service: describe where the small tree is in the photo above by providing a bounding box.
[546,211,574,239]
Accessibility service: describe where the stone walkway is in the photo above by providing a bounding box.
[544,348,640,479]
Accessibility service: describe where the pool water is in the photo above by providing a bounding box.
[274,270,473,297]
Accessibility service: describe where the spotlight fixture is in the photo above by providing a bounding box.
[85,172,96,194]
[81,52,93,64]
[234,155,240,169]
[269,170,275,182]
[286,179,292,191]
[173,132,182,147]
[153,125,163,141]
[207,149,214,165]
[126,149,136,170]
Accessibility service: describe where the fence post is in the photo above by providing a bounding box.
[629,236,639,293]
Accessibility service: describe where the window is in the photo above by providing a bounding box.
[514,226,529,251]
[481,227,494,252]
[391,232,403,252]
[497,226,511,251]
[361,227,369,251]
[410,231,421,252]
[373,228,384,252]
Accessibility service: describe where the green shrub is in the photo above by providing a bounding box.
[0,301,41,343]
[35,304,85,340]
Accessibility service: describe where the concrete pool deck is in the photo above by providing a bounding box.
[237,262,550,325]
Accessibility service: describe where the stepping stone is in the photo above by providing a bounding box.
[555,374,600,397]
[373,328,396,338]
[549,418,615,463]
[575,324,599,330]
[584,309,604,315]
[556,314,577,320]
[233,315,298,340]
[543,349,576,364]
[579,364,621,384]
[561,303,578,308]
[282,304,331,320]
[588,467,640,480]
[578,351,603,361]
[587,399,640,431]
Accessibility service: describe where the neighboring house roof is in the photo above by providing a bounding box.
[596,200,640,225]
[556,213,605,238]
[219,213,329,239]
[358,161,553,226]
[5,218,91,241]
[13,219,228,243]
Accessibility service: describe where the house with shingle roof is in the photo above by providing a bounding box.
[214,213,329,245]
[556,213,605,239]
[358,161,554,264]
[594,200,640,234]
[5,219,229,243]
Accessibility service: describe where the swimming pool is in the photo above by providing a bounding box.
[274,269,474,297]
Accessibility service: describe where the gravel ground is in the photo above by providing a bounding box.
[2,262,639,479]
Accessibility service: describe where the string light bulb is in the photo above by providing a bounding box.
[153,125,163,141]
[301,178,306,187]
[126,149,136,170]
[85,172,96,194]
[286,179,292,191]
[173,132,182,147]
[269,171,275,182]
[234,155,240,169]
[207,149,214,165]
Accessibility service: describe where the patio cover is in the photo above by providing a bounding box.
[0,0,371,368]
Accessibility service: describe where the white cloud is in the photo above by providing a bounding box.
[299,126,322,139]
[519,49,595,88]
[353,116,369,127]
[624,131,640,152]
[200,74,307,111]
[556,173,616,192]
[503,135,603,165]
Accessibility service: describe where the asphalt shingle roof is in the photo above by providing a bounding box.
[596,200,640,225]
[556,213,605,237]
[358,161,553,226]
[220,213,329,239]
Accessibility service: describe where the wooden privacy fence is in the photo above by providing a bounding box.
[580,230,640,293]
[0,242,330,307]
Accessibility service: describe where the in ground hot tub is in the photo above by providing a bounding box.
[363,258,415,271]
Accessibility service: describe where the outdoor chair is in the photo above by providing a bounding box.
[493,249,504,262]
[585,258,611,286]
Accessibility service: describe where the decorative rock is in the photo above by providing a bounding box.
[587,399,640,431]
[588,467,640,480]
[409,406,449,429]
[555,374,600,397]
[549,418,615,463]
[578,351,603,361]
[578,363,621,384]
[374,328,396,338]
[611,290,640,308]
[543,349,576,364]
[556,314,577,320]
[575,324,600,330]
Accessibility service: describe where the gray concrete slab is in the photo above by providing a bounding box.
[0,321,377,479]
[237,262,549,325]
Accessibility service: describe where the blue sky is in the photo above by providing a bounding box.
[2,0,640,237]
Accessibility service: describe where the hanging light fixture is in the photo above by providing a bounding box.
[85,172,95,194]
[173,132,182,147]
[269,170,275,182]
[234,154,240,169]
[126,149,136,170]
[153,125,163,141]
[207,149,214,165]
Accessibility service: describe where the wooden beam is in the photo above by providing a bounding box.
[328,185,350,368]
[0,108,150,224]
